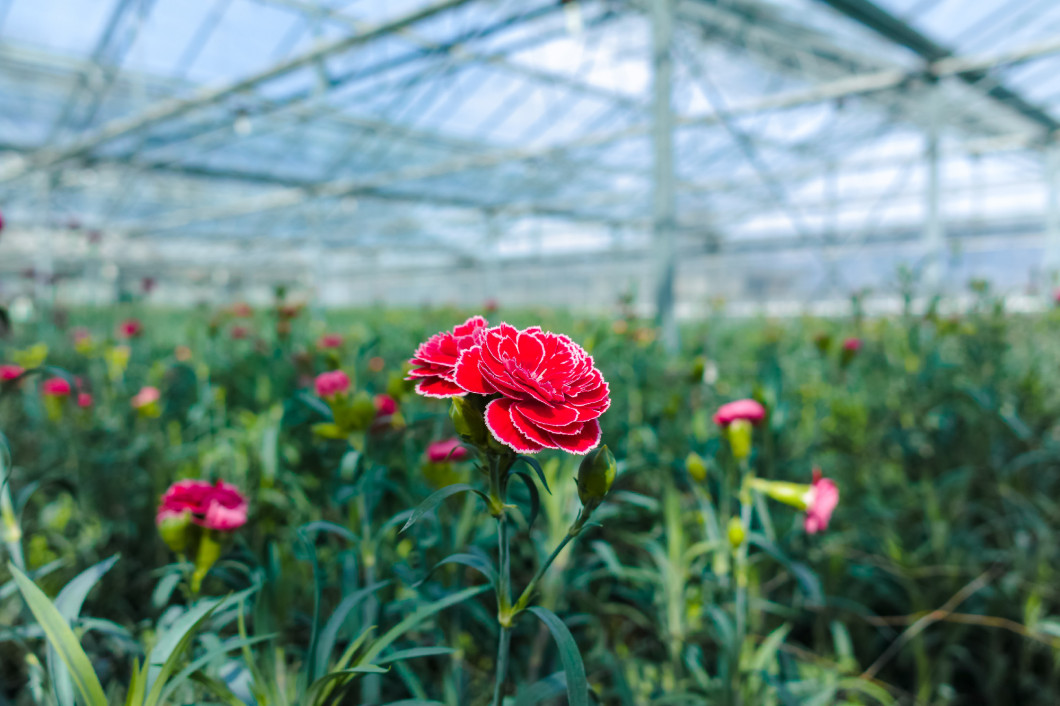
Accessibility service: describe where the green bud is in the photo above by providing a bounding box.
[685,452,708,483]
[747,477,811,511]
[726,419,753,461]
[450,396,488,447]
[577,445,616,514]
[191,531,223,594]
[727,516,746,549]
[157,510,193,554]
[348,391,378,430]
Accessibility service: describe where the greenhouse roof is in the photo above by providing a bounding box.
[1,0,1059,300]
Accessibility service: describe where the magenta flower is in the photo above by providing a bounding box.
[0,364,24,381]
[804,469,839,534]
[318,333,344,349]
[41,377,72,397]
[428,438,469,463]
[315,370,350,398]
[713,399,766,427]
[118,318,143,339]
[157,479,248,532]
[407,316,488,398]
[842,337,862,353]
[77,392,93,408]
[374,394,397,416]
[453,323,610,455]
[131,386,160,409]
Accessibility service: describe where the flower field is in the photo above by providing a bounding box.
[2,294,1060,705]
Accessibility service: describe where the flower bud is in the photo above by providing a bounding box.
[191,531,223,594]
[725,419,753,461]
[727,516,745,549]
[157,509,194,554]
[577,444,616,514]
[450,396,488,447]
[348,391,379,430]
[685,452,707,483]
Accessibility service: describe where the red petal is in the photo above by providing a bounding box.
[513,400,579,427]
[416,378,467,398]
[546,418,601,455]
[453,315,488,337]
[453,348,493,394]
[485,399,546,453]
[510,406,557,448]
[516,330,545,370]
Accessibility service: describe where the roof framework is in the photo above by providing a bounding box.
[1,0,1060,313]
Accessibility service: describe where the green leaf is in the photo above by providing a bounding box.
[414,553,498,590]
[400,484,487,532]
[159,633,276,703]
[8,562,107,706]
[511,469,541,529]
[312,422,347,440]
[526,607,589,706]
[514,671,567,706]
[749,622,791,673]
[515,455,551,495]
[315,581,391,678]
[188,671,245,706]
[50,555,119,706]
[375,646,456,666]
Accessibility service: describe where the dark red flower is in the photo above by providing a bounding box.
[374,394,397,416]
[407,316,488,398]
[453,323,609,455]
[841,337,862,352]
[118,318,142,339]
[318,333,343,349]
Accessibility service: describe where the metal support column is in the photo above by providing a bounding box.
[923,82,945,292]
[652,0,678,352]
[1045,139,1060,283]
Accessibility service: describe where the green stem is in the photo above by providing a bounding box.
[491,451,513,706]
[511,512,583,616]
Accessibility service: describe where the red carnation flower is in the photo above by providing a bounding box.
[118,318,143,339]
[713,399,766,427]
[231,325,250,340]
[453,323,609,455]
[315,370,350,398]
[407,316,488,398]
[805,469,839,534]
[374,394,397,416]
[157,479,248,531]
[428,438,469,463]
[841,337,862,352]
[0,364,24,381]
[41,377,72,397]
[318,333,343,349]
[77,392,93,408]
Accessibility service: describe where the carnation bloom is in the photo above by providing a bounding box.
[374,394,397,416]
[453,323,610,454]
[713,399,766,427]
[0,364,24,381]
[231,325,250,340]
[131,386,160,409]
[428,438,469,463]
[804,469,839,534]
[41,377,72,397]
[156,479,248,531]
[118,318,142,339]
[77,392,93,408]
[407,316,488,398]
[315,370,350,398]
[841,337,862,352]
[318,333,343,349]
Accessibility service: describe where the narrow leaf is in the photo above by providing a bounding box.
[400,484,486,532]
[527,607,589,706]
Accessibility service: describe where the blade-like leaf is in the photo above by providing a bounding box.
[514,671,567,706]
[511,470,541,529]
[526,607,588,706]
[414,553,497,590]
[375,646,456,666]
[315,580,392,679]
[8,563,107,706]
[400,484,486,532]
[515,455,551,495]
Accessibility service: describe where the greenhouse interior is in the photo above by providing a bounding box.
[3,0,1060,704]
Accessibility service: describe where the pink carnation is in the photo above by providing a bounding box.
[0,364,24,381]
[231,325,250,340]
[315,370,350,398]
[77,392,93,408]
[428,438,469,463]
[41,377,72,397]
[453,323,610,455]
[71,327,91,343]
[407,316,488,398]
[713,399,766,427]
[374,394,397,416]
[131,386,160,409]
[804,469,839,534]
[318,333,343,349]
[841,337,862,352]
[118,318,143,339]
[156,479,248,531]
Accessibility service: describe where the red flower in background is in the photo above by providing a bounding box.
[41,377,72,397]
[231,325,250,340]
[453,323,610,455]
[0,364,23,381]
[804,469,839,534]
[428,438,469,463]
[713,399,766,427]
[157,479,248,531]
[118,319,143,339]
[77,392,93,408]
[374,394,397,416]
[231,302,253,318]
[407,316,488,398]
[315,370,350,398]
[318,333,343,349]
[842,337,862,352]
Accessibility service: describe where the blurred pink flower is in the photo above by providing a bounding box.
[428,438,469,463]
[318,333,344,349]
[315,370,350,398]
[231,325,250,340]
[41,377,72,397]
[804,469,839,534]
[77,392,93,408]
[374,394,397,416]
[842,337,862,353]
[157,479,248,531]
[713,399,766,427]
[0,364,24,381]
[118,318,143,339]
[131,386,160,409]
